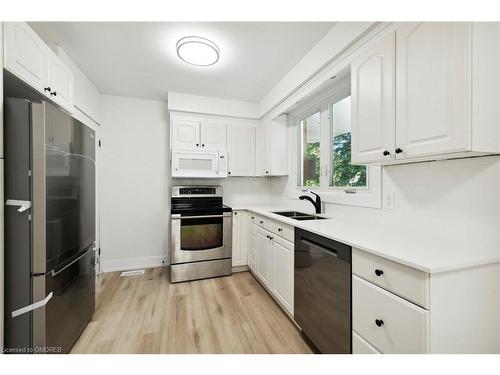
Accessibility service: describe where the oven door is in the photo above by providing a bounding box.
[171,212,232,264]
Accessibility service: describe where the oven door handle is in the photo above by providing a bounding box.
[171,213,232,220]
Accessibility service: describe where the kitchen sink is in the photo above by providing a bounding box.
[272,211,327,221]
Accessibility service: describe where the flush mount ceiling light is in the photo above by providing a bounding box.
[176,36,220,66]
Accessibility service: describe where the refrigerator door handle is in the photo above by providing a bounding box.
[51,251,88,277]
[5,199,31,213]
[11,292,53,318]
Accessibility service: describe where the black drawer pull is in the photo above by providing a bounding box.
[375,319,384,327]
[259,221,264,224]
[375,269,384,276]
[395,148,403,154]
[383,150,390,156]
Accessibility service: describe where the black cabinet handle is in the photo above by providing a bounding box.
[395,148,403,154]
[234,212,237,215]
[269,236,273,240]
[265,170,269,174]
[50,91,57,96]
[202,144,205,147]
[44,87,51,92]
[375,269,384,276]
[375,319,384,327]
[383,150,390,156]
[228,171,231,175]
[278,228,282,232]
[259,221,264,224]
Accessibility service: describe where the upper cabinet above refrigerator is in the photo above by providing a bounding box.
[3,22,74,113]
[351,22,500,165]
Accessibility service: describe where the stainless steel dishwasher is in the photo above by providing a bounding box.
[294,228,352,353]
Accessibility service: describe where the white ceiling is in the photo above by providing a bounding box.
[29,22,334,102]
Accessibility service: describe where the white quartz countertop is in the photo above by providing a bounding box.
[230,204,500,274]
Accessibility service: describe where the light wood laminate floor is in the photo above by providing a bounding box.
[71,268,312,354]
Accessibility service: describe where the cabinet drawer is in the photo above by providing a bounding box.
[273,222,294,242]
[352,275,429,354]
[352,248,429,308]
[353,331,380,354]
[255,215,274,233]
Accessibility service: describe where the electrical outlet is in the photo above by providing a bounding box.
[385,192,395,210]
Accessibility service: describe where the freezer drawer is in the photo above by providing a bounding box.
[32,248,95,353]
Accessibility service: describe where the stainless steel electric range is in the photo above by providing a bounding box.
[170,186,232,283]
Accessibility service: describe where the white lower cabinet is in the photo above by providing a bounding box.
[231,210,248,268]
[255,226,272,288]
[353,275,429,354]
[250,215,294,316]
[271,235,294,314]
[352,331,380,354]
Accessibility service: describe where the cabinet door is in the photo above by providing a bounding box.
[171,118,200,149]
[268,116,288,175]
[227,124,256,176]
[255,227,272,288]
[255,125,270,176]
[351,32,396,164]
[231,211,248,267]
[271,236,294,315]
[200,119,227,150]
[47,49,74,113]
[396,22,471,159]
[4,22,48,93]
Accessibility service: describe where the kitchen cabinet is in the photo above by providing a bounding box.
[351,32,395,164]
[3,22,74,114]
[200,119,227,150]
[395,22,470,159]
[351,22,500,165]
[271,235,294,314]
[47,49,74,112]
[231,210,248,268]
[251,214,294,316]
[352,246,500,353]
[247,214,257,272]
[255,226,272,289]
[256,115,288,176]
[4,22,47,93]
[227,123,256,176]
[171,116,227,150]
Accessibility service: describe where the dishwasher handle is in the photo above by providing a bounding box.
[301,238,338,258]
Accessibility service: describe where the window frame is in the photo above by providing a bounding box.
[293,77,382,209]
[298,107,322,188]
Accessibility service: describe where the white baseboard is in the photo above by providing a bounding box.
[232,265,249,273]
[102,255,169,273]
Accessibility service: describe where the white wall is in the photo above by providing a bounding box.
[100,95,170,272]
[172,177,272,206]
[272,155,500,242]
[168,92,260,119]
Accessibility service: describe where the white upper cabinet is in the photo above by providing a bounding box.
[255,124,269,176]
[351,32,396,164]
[4,22,48,93]
[4,22,74,114]
[351,22,500,165]
[171,118,200,149]
[227,123,256,176]
[47,49,74,112]
[395,22,470,159]
[256,116,288,176]
[200,119,227,150]
[171,117,227,150]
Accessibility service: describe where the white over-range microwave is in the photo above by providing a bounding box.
[171,149,228,178]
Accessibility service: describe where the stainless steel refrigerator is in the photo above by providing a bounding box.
[4,98,95,354]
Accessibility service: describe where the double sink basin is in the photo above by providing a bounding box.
[272,211,327,221]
